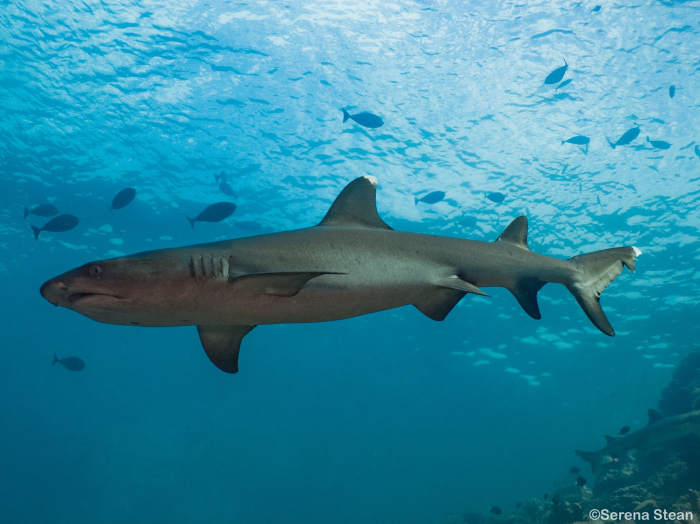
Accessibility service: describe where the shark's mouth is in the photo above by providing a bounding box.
[68,292,122,305]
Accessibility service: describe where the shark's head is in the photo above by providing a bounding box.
[40,252,189,326]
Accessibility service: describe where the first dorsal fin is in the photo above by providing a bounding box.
[647,409,663,426]
[496,216,529,250]
[604,435,617,445]
[317,176,393,230]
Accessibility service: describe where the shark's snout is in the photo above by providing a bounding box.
[40,278,68,306]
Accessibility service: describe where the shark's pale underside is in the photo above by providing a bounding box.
[40,176,640,373]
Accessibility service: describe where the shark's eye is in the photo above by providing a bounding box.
[89,264,103,277]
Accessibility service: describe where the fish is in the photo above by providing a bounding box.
[30,214,80,240]
[669,85,675,98]
[544,61,568,85]
[576,476,586,487]
[415,191,446,205]
[40,176,640,374]
[185,202,237,228]
[575,409,700,473]
[490,506,502,515]
[591,5,601,12]
[341,109,384,129]
[544,493,548,500]
[109,188,136,215]
[486,192,505,203]
[52,353,85,371]
[551,494,561,505]
[569,466,580,474]
[24,204,58,219]
[619,425,631,435]
[215,171,227,183]
[606,127,640,149]
[695,145,700,159]
[562,135,589,146]
[562,135,590,154]
[219,182,237,197]
[555,79,572,91]
[647,137,671,150]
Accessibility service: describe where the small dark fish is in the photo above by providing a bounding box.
[30,214,79,240]
[576,476,587,487]
[415,191,446,205]
[515,502,522,509]
[647,137,671,150]
[109,188,136,215]
[490,506,502,515]
[214,171,228,183]
[486,192,505,204]
[555,79,572,91]
[219,182,237,197]
[544,61,568,85]
[234,220,263,232]
[607,127,640,149]
[591,5,601,12]
[24,204,58,219]
[669,85,675,98]
[544,493,548,500]
[695,145,700,159]
[562,135,589,146]
[569,466,581,474]
[341,108,384,129]
[185,202,236,228]
[53,353,85,372]
[552,494,561,505]
[619,425,631,435]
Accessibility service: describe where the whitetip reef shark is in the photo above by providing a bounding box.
[576,409,700,473]
[40,176,641,374]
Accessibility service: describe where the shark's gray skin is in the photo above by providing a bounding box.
[40,176,640,374]
[576,409,700,473]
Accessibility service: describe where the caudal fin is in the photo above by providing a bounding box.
[24,206,29,219]
[185,215,196,228]
[342,108,351,123]
[606,135,616,149]
[53,353,59,366]
[566,246,640,336]
[30,225,42,240]
[575,449,599,473]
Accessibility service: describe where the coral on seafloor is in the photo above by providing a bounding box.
[445,352,700,524]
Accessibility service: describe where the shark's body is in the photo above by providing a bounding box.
[40,176,640,374]
[576,409,700,473]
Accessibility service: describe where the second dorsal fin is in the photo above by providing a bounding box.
[496,216,529,250]
[317,176,393,230]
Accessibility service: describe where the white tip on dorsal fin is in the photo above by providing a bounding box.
[317,177,393,230]
[633,247,642,256]
[496,216,529,250]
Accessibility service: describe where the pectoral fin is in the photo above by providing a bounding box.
[229,271,338,297]
[197,325,256,374]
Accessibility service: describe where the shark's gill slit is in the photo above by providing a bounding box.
[199,255,206,280]
[189,256,196,281]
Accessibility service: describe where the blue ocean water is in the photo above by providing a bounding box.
[1,1,699,523]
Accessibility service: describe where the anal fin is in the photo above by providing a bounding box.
[197,325,256,374]
[509,278,546,320]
